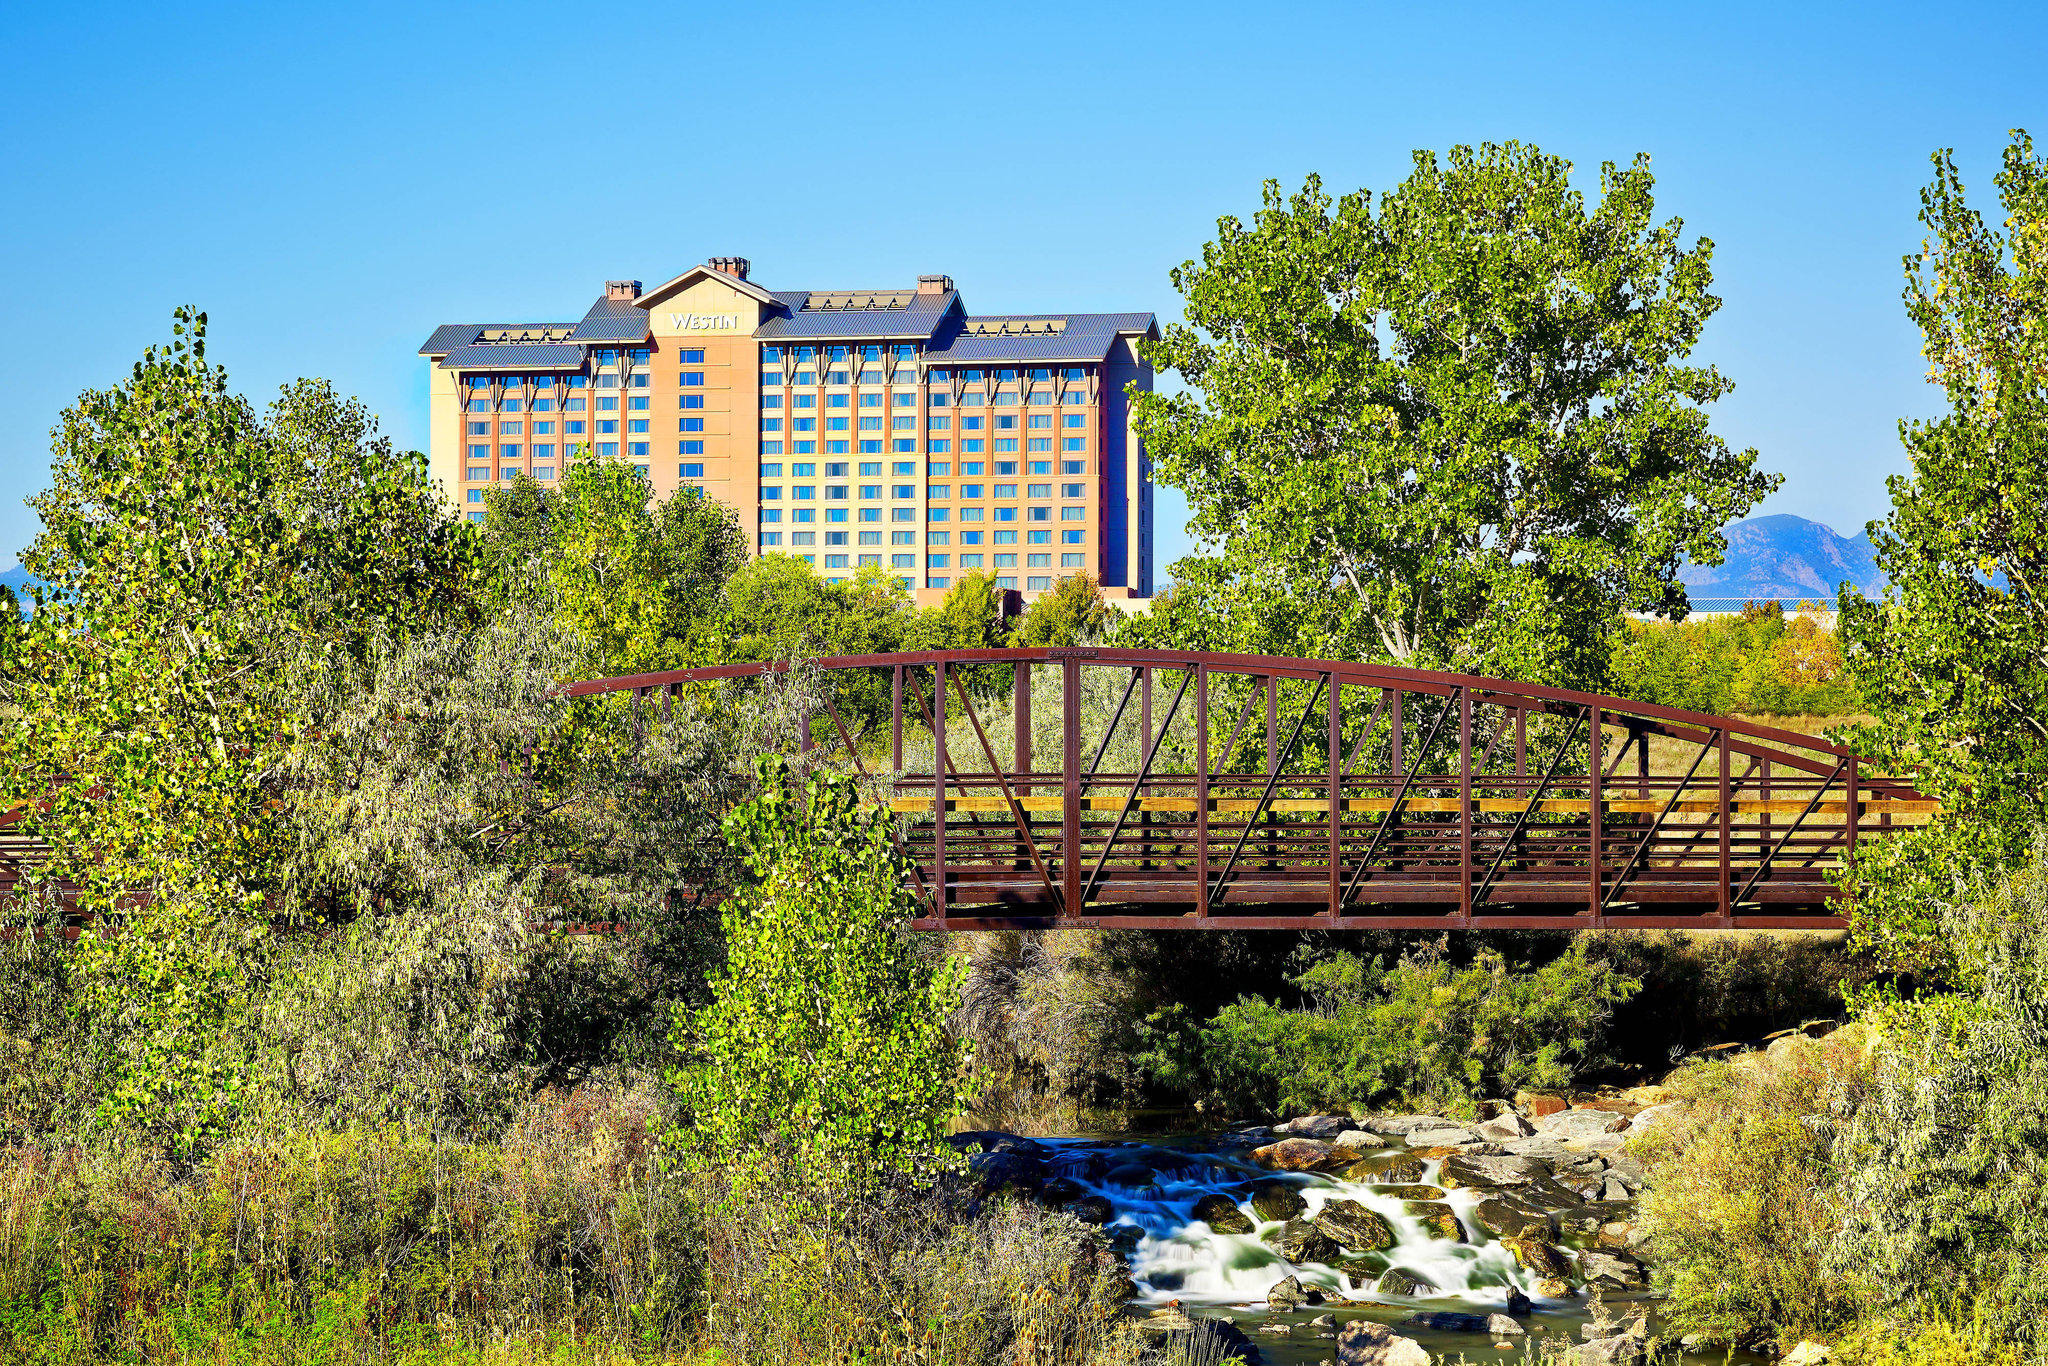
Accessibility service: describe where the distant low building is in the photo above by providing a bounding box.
[420,259,1157,604]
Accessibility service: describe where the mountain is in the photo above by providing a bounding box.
[1678,514,1885,608]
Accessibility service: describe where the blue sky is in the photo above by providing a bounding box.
[2,1,2041,572]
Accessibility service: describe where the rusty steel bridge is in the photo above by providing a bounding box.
[564,648,1933,932]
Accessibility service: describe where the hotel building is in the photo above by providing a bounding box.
[419,258,1156,603]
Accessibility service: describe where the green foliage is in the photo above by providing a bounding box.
[1612,600,1861,717]
[1633,1029,1872,1350]
[1829,844,2048,1359]
[1140,938,1638,1116]
[1840,131,2048,975]
[665,758,968,1192]
[1009,572,1111,648]
[1127,147,1778,688]
[0,1087,692,1365]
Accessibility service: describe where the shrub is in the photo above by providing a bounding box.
[1829,845,2048,1358]
[1143,937,1639,1117]
[1592,929,1860,1069]
[1632,1027,1872,1350]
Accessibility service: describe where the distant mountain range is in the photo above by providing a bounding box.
[0,565,38,598]
[1678,513,1885,608]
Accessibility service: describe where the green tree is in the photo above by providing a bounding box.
[1127,147,1778,687]
[665,757,967,1192]
[1839,131,2048,976]
[1009,572,1111,648]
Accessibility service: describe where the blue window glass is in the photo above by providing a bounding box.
[680,462,705,478]
[761,346,782,361]
[929,439,951,453]
[1062,529,1085,544]
[680,372,705,386]
[1028,529,1052,544]
[760,440,783,455]
[629,443,649,457]
[680,440,705,455]
[681,394,705,409]
[597,442,619,456]
[677,349,704,363]
[685,418,708,432]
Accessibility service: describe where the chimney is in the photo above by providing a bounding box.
[606,279,642,300]
[918,274,953,295]
[709,256,751,280]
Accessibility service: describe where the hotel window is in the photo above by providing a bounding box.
[928,576,949,588]
[468,399,490,413]
[929,439,951,453]
[928,508,950,522]
[681,394,705,409]
[761,394,782,409]
[467,465,490,480]
[631,375,650,388]
[994,553,1018,568]
[962,461,984,476]
[825,485,848,500]
[794,486,815,499]
[996,576,1017,589]
[859,393,882,408]
[672,418,702,435]
[892,507,915,521]
[794,440,815,454]
[894,484,916,498]
[762,347,782,361]
[568,375,589,388]
[467,421,488,435]
[760,532,783,546]
[468,444,488,459]
[827,531,849,546]
[1028,390,1053,406]
[960,507,984,522]
[995,390,1019,405]
[680,372,705,386]
[827,370,850,384]
[629,396,650,411]
[1028,483,1051,498]
[993,483,1016,498]
[892,554,915,569]
[468,511,485,523]
[827,394,849,408]
[1027,576,1052,591]
[533,422,554,435]
[825,555,848,568]
[859,508,881,522]
[598,397,618,412]
[566,421,585,434]
[928,416,950,431]
[566,397,587,412]
[827,440,850,454]
[1061,483,1085,498]
[598,421,618,434]
[597,376,617,388]
[501,443,522,459]
[927,554,950,568]
[960,530,984,545]
[858,552,882,567]
[859,416,883,431]
[961,483,984,498]
[1030,460,1052,475]
[1063,414,1086,428]
[993,531,1017,545]
[794,394,815,408]
[994,507,1016,522]
[1028,529,1051,544]
[928,485,951,499]
[793,462,816,476]
[894,391,916,407]
[962,416,984,431]
[893,531,917,545]
[761,508,781,522]
[759,418,782,433]
[794,371,815,385]
[860,440,883,454]
[857,461,882,476]
[1028,553,1051,567]
[680,440,705,455]
[1063,460,1085,475]
[996,461,1018,475]
[962,439,984,453]
[502,399,522,413]
[629,443,650,457]
[1063,438,1087,452]
[858,530,883,545]
[996,416,1017,431]
[928,393,949,408]
[761,463,784,477]
[680,462,705,478]
[1028,415,1053,429]
[859,485,881,499]
[466,488,483,504]
[535,466,554,480]
[795,508,815,522]
[630,420,650,433]
[892,416,916,432]
[597,442,618,455]
[1062,529,1085,544]
[762,486,783,500]
[1062,552,1085,567]
[995,439,1019,453]
[795,418,817,432]
[677,349,704,364]
[1028,507,1051,522]
[1063,391,1087,404]
[826,418,849,432]
[959,554,984,568]
[1028,439,1052,452]
[1060,506,1087,522]
[825,462,849,477]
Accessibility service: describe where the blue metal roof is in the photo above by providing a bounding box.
[921,312,1157,365]
[437,343,589,370]
[754,290,960,341]
[419,323,577,355]
[566,296,652,344]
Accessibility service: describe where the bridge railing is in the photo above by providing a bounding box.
[562,648,1933,931]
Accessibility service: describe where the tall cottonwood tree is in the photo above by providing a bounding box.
[1839,130,2048,975]
[1129,145,1778,689]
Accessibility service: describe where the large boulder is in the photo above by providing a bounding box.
[1268,1272,1319,1310]
[1501,1237,1572,1280]
[1069,1194,1114,1225]
[1375,1266,1437,1296]
[947,1130,1051,1158]
[1405,1125,1481,1148]
[1505,1285,1533,1316]
[1265,1217,1342,1264]
[1438,1153,1551,1189]
[1535,1108,1631,1140]
[1363,1114,1459,1136]
[1281,1115,1354,1139]
[1193,1192,1255,1234]
[1404,1201,1464,1241]
[1515,1090,1569,1117]
[968,1149,1046,1195]
[1344,1152,1427,1184]
[1372,1183,1446,1200]
[1487,1312,1527,1336]
[1336,1320,1432,1366]
[1103,1161,1159,1191]
[1312,1198,1396,1252]
[1251,1180,1309,1222]
[1579,1249,1648,1289]
[1477,1110,1536,1140]
[1470,1194,1555,1240]
[1335,1129,1384,1151]
[1253,1138,1345,1171]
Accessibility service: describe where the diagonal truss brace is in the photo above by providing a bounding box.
[1207,673,1331,907]
[1081,666,1196,905]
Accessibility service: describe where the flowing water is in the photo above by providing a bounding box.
[1027,1129,1763,1365]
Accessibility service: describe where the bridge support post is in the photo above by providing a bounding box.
[1062,657,1082,918]
[1718,725,1732,923]
[1196,661,1209,914]
[934,661,948,924]
[1328,680,1342,917]
[1013,663,1031,794]
[1589,708,1603,923]
[1459,685,1473,926]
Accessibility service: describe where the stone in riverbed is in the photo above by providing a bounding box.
[1438,1153,1553,1188]
[1345,1153,1426,1184]
[1535,1108,1631,1140]
[1486,1313,1527,1336]
[1374,1266,1437,1296]
[1251,1180,1309,1222]
[1254,1138,1345,1171]
[1269,1273,1320,1310]
[1266,1217,1341,1264]
[1578,1249,1648,1289]
[1194,1192,1255,1235]
[1371,1183,1446,1200]
[1501,1236,1572,1281]
[1336,1320,1432,1366]
[1505,1286,1533,1316]
[1536,1276,1573,1298]
[1404,1126,1481,1147]
[1477,1110,1536,1140]
[1470,1194,1556,1240]
[1069,1194,1114,1224]
[1281,1115,1354,1139]
[1104,1161,1160,1191]
[1311,1198,1395,1252]
[1403,1201,1464,1241]
[1515,1091,1569,1118]
[1335,1129,1383,1150]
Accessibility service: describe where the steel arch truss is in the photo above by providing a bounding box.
[562,648,1936,932]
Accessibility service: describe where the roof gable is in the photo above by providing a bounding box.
[636,263,778,310]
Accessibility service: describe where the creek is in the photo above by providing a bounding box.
[992,1127,1766,1365]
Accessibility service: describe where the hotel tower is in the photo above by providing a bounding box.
[420,258,1156,603]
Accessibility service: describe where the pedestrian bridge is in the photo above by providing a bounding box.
[565,648,1932,932]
